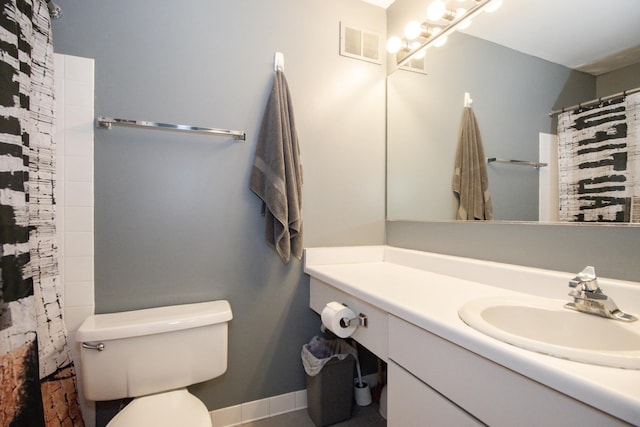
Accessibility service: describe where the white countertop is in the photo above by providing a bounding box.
[304,245,640,426]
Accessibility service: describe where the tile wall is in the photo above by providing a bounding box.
[54,52,96,427]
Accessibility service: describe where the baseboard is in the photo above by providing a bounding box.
[209,374,380,427]
[210,389,308,427]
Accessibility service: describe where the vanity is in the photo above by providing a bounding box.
[304,246,640,426]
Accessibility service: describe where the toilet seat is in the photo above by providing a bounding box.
[107,389,211,427]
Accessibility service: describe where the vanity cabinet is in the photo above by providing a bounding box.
[305,246,640,426]
[387,315,630,427]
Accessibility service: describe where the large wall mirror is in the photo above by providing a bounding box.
[386,0,640,223]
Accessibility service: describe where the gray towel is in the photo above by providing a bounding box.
[452,107,493,220]
[250,70,303,262]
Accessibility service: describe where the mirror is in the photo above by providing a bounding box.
[386,0,640,222]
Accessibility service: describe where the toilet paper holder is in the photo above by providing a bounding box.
[338,304,368,329]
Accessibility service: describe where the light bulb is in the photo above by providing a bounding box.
[455,8,467,19]
[485,0,502,12]
[412,48,427,60]
[407,41,427,60]
[386,36,403,54]
[434,35,448,47]
[426,0,446,21]
[457,17,472,30]
[456,8,472,29]
[404,21,423,40]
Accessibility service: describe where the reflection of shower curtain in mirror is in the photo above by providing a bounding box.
[0,1,84,425]
[558,93,640,222]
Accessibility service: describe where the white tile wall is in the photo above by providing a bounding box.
[54,52,95,427]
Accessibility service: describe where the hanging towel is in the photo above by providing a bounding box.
[250,70,303,262]
[452,106,493,220]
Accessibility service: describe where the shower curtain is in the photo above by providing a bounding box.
[0,1,84,425]
[558,93,640,222]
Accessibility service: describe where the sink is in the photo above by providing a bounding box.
[458,296,640,369]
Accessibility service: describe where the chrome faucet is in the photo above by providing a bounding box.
[564,266,637,322]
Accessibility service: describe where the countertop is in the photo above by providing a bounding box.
[304,245,640,426]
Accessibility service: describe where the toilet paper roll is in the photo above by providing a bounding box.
[321,301,357,338]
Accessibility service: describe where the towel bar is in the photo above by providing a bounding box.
[96,116,246,141]
[487,158,547,169]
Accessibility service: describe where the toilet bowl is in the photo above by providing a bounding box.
[76,300,233,427]
[107,389,210,427]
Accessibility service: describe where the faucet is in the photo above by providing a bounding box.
[564,266,637,322]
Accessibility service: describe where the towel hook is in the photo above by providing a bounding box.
[274,52,285,72]
[464,92,472,107]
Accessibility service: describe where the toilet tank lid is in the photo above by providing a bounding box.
[76,300,232,342]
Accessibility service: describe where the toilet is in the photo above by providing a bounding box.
[76,300,233,427]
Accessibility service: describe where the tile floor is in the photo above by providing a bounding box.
[241,404,386,427]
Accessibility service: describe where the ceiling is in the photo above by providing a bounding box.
[361,0,396,8]
[363,0,640,75]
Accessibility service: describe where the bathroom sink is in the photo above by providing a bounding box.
[458,296,640,369]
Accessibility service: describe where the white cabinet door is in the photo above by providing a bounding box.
[387,361,482,427]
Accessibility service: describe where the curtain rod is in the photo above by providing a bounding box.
[549,86,640,116]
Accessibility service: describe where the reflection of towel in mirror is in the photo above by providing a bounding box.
[250,70,303,262]
[452,107,493,220]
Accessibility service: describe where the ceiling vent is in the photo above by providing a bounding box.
[340,22,382,65]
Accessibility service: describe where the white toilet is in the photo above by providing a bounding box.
[76,300,233,427]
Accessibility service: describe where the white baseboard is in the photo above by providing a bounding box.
[209,373,381,427]
[210,389,307,427]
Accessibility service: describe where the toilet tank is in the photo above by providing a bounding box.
[76,300,232,401]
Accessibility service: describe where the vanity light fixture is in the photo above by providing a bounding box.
[426,0,448,21]
[386,36,407,54]
[427,1,467,22]
[388,0,502,67]
[404,21,443,40]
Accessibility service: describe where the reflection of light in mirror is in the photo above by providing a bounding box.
[410,42,427,58]
[434,34,448,47]
[456,8,472,29]
[457,18,472,30]
[485,0,502,12]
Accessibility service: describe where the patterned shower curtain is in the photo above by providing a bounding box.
[558,92,640,222]
[0,1,84,425]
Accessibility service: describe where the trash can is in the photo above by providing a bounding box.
[301,336,357,427]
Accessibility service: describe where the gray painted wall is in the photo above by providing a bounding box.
[386,220,640,282]
[51,0,386,423]
[597,62,640,97]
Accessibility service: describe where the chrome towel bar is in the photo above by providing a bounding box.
[487,158,547,169]
[96,116,246,141]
